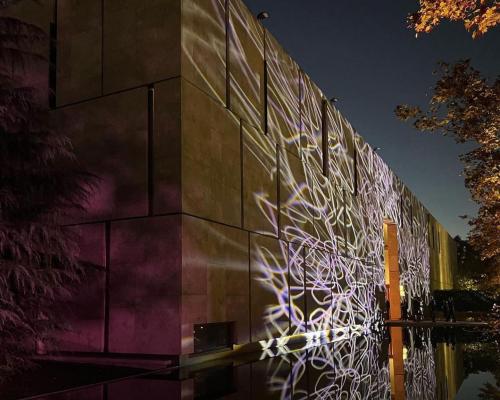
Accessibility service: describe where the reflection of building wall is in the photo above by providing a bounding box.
[2,0,457,361]
[434,343,464,400]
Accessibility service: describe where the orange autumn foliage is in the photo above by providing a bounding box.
[396,61,500,272]
[409,0,500,38]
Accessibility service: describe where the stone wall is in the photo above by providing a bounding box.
[1,0,458,359]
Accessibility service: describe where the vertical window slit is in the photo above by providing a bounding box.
[321,98,329,177]
[263,59,268,135]
[104,221,110,353]
[148,85,155,216]
[353,148,358,196]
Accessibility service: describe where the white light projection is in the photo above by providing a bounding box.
[249,59,434,344]
[187,0,434,345]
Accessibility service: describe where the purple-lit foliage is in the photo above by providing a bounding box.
[0,6,93,375]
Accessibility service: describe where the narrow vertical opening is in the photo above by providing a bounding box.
[353,148,358,196]
[302,246,308,332]
[101,0,104,94]
[103,221,110,353]
[148,85,155,216]
[276,144,281,239]
[342,188,347,255]
[298,71,303,158]
[240,119,244,228]
[263,59,268,135]
[321,98,329,177]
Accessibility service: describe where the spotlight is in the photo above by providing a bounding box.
[329,97,339,103]
[373,146,381,152]
[257,11,269,21]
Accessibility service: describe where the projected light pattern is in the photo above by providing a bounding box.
[229,0,264,129]
[182,0,227,104]
[183,0,434,343]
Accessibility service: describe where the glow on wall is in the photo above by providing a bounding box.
[179,0,438,344]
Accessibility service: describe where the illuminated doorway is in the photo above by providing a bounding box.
[384,221,401,320]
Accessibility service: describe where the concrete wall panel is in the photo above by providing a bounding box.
[309,163,343,254]
[153,78,182,214]
[266,32,300,156]
[103,0,180,93]
[57,0,102,105]
[279,150,316,243]
[57,88,149,223]
[182,80,241,227]
[289,242,306,335]
[181,215,249,354]
[53,223,106,352]
[305,247,332,332]
[109,216,182,355]
[242,122,278,236]
[332,256,357,328]
[327,106,355,194]
[300,72,323,170]
[229,0,264,129]
[250,233,288,342]
[182,0,226,105]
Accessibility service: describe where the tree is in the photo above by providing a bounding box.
[0,3,93,375]
[455,235,499,294]
[395,60,500,278]
[408,0,500,38]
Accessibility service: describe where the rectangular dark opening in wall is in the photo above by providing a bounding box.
[193,322,234,354]
[194,366,236,399]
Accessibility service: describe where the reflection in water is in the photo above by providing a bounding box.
[35,327,499,400]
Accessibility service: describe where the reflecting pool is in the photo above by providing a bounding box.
[10,326,500,400]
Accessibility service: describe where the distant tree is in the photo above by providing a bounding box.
[395,61,499,282]
[409,0,500,38]
[455,236,499,294]
[0,2,93,376]
[463,341,500,399]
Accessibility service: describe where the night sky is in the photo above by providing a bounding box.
[244,0,500,239]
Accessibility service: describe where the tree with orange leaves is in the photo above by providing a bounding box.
[409,0,500,38]
[396,60,499,292]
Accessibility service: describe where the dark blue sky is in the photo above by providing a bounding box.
[244,0,500,238]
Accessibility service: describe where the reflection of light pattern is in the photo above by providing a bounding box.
[262,334,391,399]
[404,329,437,400]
